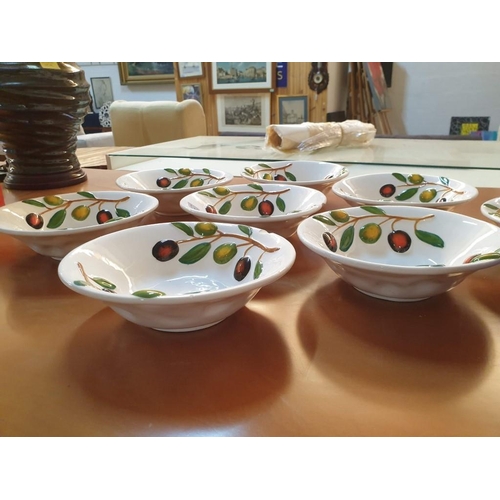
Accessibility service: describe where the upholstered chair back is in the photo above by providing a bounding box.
[109,100,207,147]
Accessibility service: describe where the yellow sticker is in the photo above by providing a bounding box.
[39,62,60,69]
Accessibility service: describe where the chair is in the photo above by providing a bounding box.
[109,100,207,147]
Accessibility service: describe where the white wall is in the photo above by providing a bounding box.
[79,62,500,136]
[387,62,500,135]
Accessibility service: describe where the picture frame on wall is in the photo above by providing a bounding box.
[178,62,203,79]
[210,62,274,93]
[277,95,308,124]
[181,83,203,106]
[118,62,174,84]
[216,93,271,135]
[90,77,114,112]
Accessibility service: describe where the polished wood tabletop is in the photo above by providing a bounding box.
[1,168,500,437]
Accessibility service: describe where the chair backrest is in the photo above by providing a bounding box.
[109,100,207,147]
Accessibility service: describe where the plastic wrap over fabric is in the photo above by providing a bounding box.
[265,120,376,152]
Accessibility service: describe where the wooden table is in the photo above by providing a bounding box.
[1,169,500,436]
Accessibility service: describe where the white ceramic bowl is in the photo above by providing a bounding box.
[179,182,327,238]
[58,221,296,332]
[240,160,348,194]
[297,205,500,302]
[0,190,158,259]
[481,197,500,226]
[116,167,233,216]
[332,171,478,209]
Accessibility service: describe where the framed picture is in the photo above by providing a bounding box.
[178,62,203,79]
[277,95,308,124]
[181,83,203,106]
[118,62,174,84]
[216,93,271,134]
[90,77,114,111]
[210,62,274,93]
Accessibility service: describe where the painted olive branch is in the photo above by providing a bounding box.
[328,213,435,234]
[210,188,290,208]
[38,196,130,216]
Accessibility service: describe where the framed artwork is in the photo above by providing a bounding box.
[90,77,114,111]
[210,62,274,92]
[181,83,203,106]
[449,116,490,135]
[363,62,389,112]
[118,62,174,84]
[178,62,203,79]
[216,93,271,134]
[277,95,308,124]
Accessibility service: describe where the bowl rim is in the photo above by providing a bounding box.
[0,190,159,237]
[297,205,500,275]
[115,167,234,195]
[332,171,479,208]
[240,161,349,185]
[58,221,297,304]
[179,182,327,223]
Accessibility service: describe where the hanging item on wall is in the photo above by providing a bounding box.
[276,62,288,88]
[308,62,329,94]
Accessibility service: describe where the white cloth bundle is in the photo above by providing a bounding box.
[265,120,376,152]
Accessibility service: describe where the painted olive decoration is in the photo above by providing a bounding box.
[359,223,382,244]
[156,177,171,188]
[258,200,274,216]
[26,213,44,229]
[234,256,251,281]
[388,230,412,253]
[323,232,338,252]
[152,239,180,262]
[206,205,217,214]
[379,184,396,198]
[96,210,113,224]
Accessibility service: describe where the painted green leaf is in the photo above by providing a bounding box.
[361,206,386,215]
[132,289,166,298]
[238,225,252,236]
[172,179,189,189]
[219,201,232,214]
[74,280,87,287]
[116,208,130,218]
[285,171,297,181]
[469,252,500,263]
[249,183,263,191]
[339,225,355,252]
[199,191,216,198]
[244,167,255,175]
[164,168,176,173]
[22,199,46,208]
[313,215,336,226]
[77,191,96,199]
[258,163,271,168]
[202,168,211,174]
[415,229,445,248]
[484,203,499,210]
[172,222,194,236]
[392,173,407,183]
[439,176,450,186]
[92,277,116,290]
[213,243,238,264]
[254,260,263,279]
[395,188,419,201]
[47,209,67,229]
[276,196,286,212]
[179,242,211,264]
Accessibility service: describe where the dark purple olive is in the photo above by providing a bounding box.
[322,232,338,252]
[152,240,180,262]
[96,210,113,224]
[26,213,44,229]
[206,205,217,214]
[379,184,396,198]
[388,230,411,253]
[156,177,171,188]
[258,200,274,216]
[234,256,251,281]
[274,174,287,181]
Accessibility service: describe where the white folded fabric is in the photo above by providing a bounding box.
[265,120,376,152]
